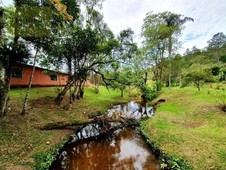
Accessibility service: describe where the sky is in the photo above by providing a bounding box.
[1,0,226,54]
[102,0,226,53]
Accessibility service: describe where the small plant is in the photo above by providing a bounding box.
[34,140,66,170]
[160,155,192,170]
[34,152,56,170]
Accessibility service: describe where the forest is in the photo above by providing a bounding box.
[0,0,225,170]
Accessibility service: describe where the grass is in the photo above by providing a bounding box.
[1,85,225,169]
[142,86,226,170]
[0,86,130,170]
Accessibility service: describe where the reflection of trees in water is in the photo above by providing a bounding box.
[67,134,120,170]
[55,130,136,170]
[111,101,153,119]
[51,102,158,170]
[52,129,159,170]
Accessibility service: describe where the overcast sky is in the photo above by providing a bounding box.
[102,0,226,53]
[2,0,226,54]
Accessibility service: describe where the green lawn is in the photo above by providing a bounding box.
[0,86,129,170]
[142,86,226,169]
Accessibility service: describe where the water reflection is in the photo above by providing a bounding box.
[108,101,154,120]
[51,129,159,170]
[50,101,159,170]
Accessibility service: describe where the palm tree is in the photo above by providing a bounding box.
[164,12,194,88]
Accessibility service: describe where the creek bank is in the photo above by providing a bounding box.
[36,100,193,170]
[51,127,160,170]
[50,101,159,169]
[140,125,192,170]
[142,87,226,169]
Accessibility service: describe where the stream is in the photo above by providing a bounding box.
[50,101,159,170]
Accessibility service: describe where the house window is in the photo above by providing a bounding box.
[12,68,22,78]
[50,75,57,81]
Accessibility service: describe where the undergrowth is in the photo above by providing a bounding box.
[34,138,67,170]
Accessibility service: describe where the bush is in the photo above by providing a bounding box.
[142,86,158,101]
[34,152,56,170]
[135,80,158,100]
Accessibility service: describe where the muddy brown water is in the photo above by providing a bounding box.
[50,101,159,170]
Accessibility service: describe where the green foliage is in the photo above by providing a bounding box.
[135,80,158,100]
[220,55,226,63]
[34,138,67,170]
[34,152,56,170]
[181,70,215,90]
[160,155,192,170]
[117,28,138,61]
[0,42,30,69]
[207,32,226,49]
[61,0,80,21]
[110,67,133,95]
[98,38,119,55]
[0,7,5,30]
[217,88,226,112]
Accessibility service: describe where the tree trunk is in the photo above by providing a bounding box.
[38,117,136,130]
[55,79,74,105]
[168,36,172,89]
[156,80,161,91]
[69,86,73,103]
[72,81,78,101]
[144,71,148,84]
[0,70,11,116]
[21,48,39,115]
[120,89,124,97]
[0,0,20,116]
[76,80,85,99]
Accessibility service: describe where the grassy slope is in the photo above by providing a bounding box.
[0,86,129,170]
[142,86,226,169]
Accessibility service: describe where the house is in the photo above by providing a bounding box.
[10,64,68,87]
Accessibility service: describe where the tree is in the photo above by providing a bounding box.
[142,12,169,90]
[0,42,31,116]
[50,25,99,104]
[0,7,4,45]
[183,48,191,56]
[19,0,80,114]
[171,54,184,86]
[182,70,214,91]
[0,0,79,116]
[117,28,138,61]
[111,67,133,97]
[207,32,226,63]
[21,47,39,115]
[191,46,201,55]
[163,12,194,88]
